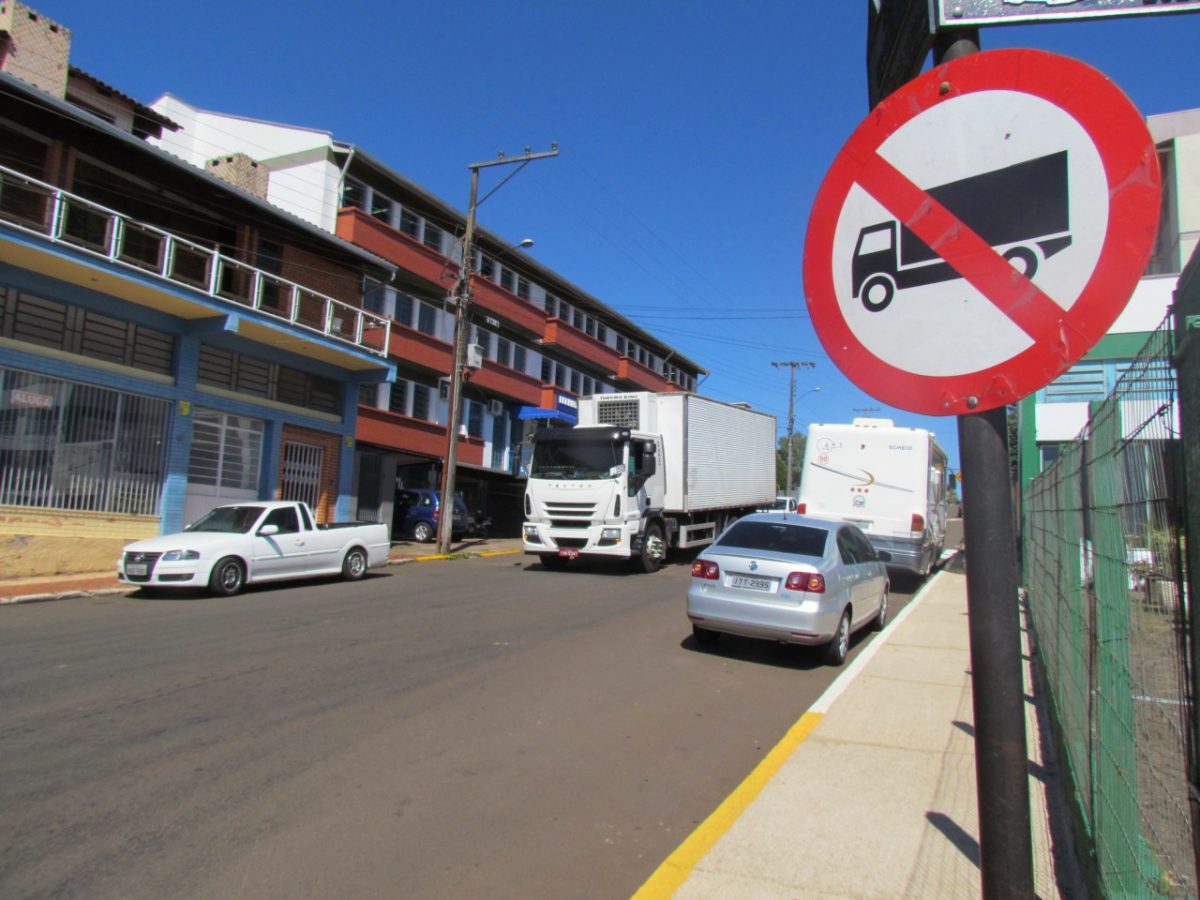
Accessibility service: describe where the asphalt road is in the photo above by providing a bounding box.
[1,551,923,899]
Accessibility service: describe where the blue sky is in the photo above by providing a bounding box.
[43,1,1200,472]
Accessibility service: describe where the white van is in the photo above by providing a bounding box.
[797,419,950,577]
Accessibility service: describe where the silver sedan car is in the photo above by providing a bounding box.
[686,513,890,666]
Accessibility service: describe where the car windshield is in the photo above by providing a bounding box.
[184,505,266,534]
[530,438,622,480]
[716,520,828,557]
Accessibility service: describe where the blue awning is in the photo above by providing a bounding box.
[518,405,577,425]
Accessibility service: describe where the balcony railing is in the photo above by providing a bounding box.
[0,164,391,358]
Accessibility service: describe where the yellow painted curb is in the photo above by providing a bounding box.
[632,710,825,898]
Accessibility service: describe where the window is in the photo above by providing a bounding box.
[478,255,495,279]
[262,506,300,534]
[411,384,431,421]
[541,359,553,384]
[596,323,606,343]
[496,337,512,368]
[570,371,581,394]
[189,410,263,493]
[466,400,483,438]
[516,277,531,300]
[616,335,626,355]
[513,344,527,374]
[390,379,409,415]
[499,267,515,293]
[400,208,420,239]
[395,292,414,328]
[416,301,437,336]
[0,367,170,515]
[423,221,443,253]
[358,383,377,407]
[545,295,558,318]
[371,193,392,223]
[341,178,366,210]
[573,309,584,330]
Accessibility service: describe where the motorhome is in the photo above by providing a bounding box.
[797,419,950,577]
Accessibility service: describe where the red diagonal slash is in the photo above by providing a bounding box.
[856,150,1067,343]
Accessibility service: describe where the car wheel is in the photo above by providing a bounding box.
[824,608,851,666]
[342,547,368,581]
[540,554,569,570]
[692,624,720,646]
[412,521,434,543]
[209,556,245,597]
[632,523,665,573]
[873,585,889,631]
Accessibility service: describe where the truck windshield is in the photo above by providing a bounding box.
[185,505,266,533]
[530,439,622,480]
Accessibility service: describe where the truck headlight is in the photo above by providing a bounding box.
[162,549,201,561]
[523,525,541,544]
[599,528,622,546]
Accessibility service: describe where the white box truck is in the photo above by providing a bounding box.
[522,392,777,572]
[797,418,950,577]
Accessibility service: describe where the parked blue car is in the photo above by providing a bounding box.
[395,488,468,543]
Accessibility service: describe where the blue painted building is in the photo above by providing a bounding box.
[0,34,395,546]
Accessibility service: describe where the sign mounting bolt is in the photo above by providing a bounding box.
[939,81,952,96]
[966,396,979,409]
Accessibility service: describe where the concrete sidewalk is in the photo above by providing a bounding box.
[636,564,1086,899]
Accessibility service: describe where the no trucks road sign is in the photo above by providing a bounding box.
[803,48,1161,416]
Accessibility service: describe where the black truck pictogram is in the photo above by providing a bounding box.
[851,150,1072,312]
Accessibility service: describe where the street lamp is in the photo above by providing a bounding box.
[436,145,558,554]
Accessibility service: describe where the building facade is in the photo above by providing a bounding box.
[0,4,396,555]
[148,98,707,535]
[1018,106,1200,488]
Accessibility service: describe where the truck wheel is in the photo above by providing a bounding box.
[541,554,569,570]
[412,521,434,543]
[632,524,665,574]
[342,547,368,581]
[1004,246,1039,280]
[209,557,245,597]
[860,274,895,312]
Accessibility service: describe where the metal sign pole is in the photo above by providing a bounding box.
[935,29,1034,900]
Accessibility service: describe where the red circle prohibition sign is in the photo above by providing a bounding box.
[803,49,1161,416]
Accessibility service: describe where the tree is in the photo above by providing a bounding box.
[776,432,806,494]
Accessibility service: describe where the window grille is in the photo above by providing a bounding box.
[0,367,169,515]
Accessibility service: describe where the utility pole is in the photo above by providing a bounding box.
[770,361,816,496]
[437,144,558,555]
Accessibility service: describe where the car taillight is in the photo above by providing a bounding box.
[910,513,925,533]
[691,560,720,580]
[796,502,806,514]
[785,572,826,593]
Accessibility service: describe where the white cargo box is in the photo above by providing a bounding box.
[579,392,776,513]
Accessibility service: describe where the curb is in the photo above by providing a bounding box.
[1,548,526,605]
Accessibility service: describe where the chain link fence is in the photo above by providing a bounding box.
[1024,316,1196,897]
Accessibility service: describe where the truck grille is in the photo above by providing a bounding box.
[122,551,162,583]
[544,501,597,524]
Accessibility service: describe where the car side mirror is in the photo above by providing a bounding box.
[877,550,892,562]
[258,524,279,536]
[641,447,657,477]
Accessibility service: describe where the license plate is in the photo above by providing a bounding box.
[558,548,581,559]
[730,575,772,592]
[126,563,147,576]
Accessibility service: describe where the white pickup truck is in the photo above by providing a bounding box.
[118,501,390,596]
